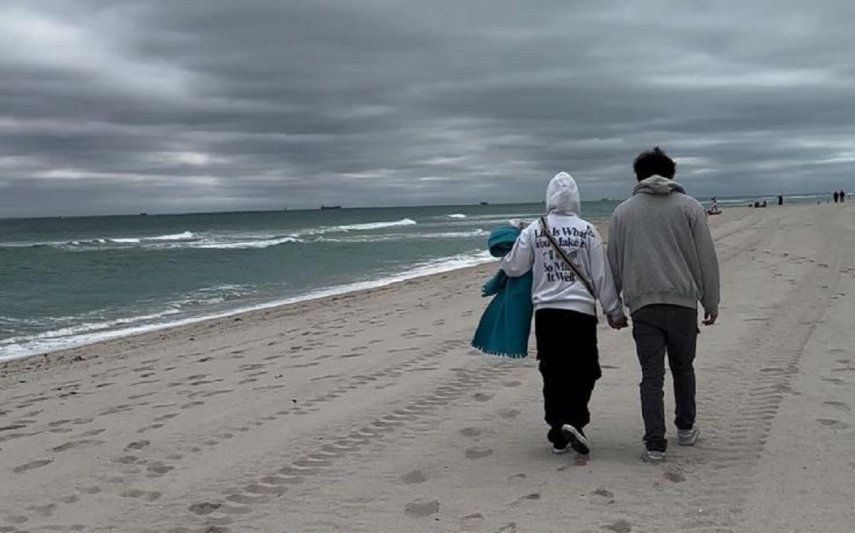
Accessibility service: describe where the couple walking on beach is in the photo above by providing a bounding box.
[502,147,720,463]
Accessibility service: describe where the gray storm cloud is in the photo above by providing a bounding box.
[2,0,855,216]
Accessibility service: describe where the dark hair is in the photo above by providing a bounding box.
[633,146,676,181]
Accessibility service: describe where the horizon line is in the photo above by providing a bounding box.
[0,192,835,221]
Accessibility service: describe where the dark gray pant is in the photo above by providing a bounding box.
[631,304,698,452]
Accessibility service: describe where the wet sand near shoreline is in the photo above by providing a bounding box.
[1,203,854,532]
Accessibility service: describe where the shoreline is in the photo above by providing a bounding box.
[0,259,498,376]
[0,251,496,364]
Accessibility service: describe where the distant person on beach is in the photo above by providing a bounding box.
[607,147,720,463]
[707,197,721,215]
[778,195,784,206]
[841,190,846,203]
[502,172,627,456]
[833,190,839,203]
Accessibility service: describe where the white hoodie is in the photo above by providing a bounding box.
[501,172,624,320]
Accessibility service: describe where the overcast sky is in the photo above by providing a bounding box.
[2,0,855,216]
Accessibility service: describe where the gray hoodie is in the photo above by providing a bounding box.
[607,176,720,316]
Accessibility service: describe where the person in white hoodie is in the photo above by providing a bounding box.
[502,172,627,455]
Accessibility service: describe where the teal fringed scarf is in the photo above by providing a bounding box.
[471,225,533,358]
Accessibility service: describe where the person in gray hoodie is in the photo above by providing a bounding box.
[607,147,720,463]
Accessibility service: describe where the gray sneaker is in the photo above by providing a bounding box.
[641,447,666,464]
[677,427,700,446]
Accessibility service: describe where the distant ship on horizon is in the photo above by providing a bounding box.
[479,201,489,206]
[320,204,342,210]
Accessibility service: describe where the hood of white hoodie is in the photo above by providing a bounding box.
[546,172,581,216]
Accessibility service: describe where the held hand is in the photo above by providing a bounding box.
[702,311,718,326]
[607,314,629,330]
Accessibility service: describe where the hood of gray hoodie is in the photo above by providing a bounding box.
[632,176,686,196]
[546,172,581,216]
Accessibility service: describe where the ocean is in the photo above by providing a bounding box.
[1,202,622,360]
[0,192,831,361]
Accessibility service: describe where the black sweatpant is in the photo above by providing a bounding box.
[535,308,601,446]
[631,304,698,452]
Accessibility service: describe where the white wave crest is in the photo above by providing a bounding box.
[192,236,301,249]
[447,213,467,218]
[149,231,197,241]
[336,218,417,231]
[86,231,198,246]
[102,231,199,245]
[316,229,489,243]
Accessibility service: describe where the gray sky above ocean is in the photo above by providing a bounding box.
[2,0,855,216]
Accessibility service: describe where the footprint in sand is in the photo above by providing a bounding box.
[663,470,686,483]
[26,503,56,516]
[259,475,298,485]
[401,469,428,484]
[460,427,484,438]
[120,489,161,501]
[603,519,633,533]
[5,515,28,525]
[188,502,221,515]
[460,512,484,530]
[147,463,174,475]
[13,459,52,473]
[404,499,439,518]
[817,418,849,429]
[592,487,615,503]
[497,408,520,419]
[823,401,850,411]
[245,484,287,496]
[52,440,95,452]
[125,440,150,451]
[136,423,164,433]
[226,493,268,505]
[465,447,493,459]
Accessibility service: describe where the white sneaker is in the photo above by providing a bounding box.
[641,447,666,464]
[677,427,700,446]
[551,443,569,455]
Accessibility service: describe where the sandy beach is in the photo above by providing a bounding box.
[2,203,854,532]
